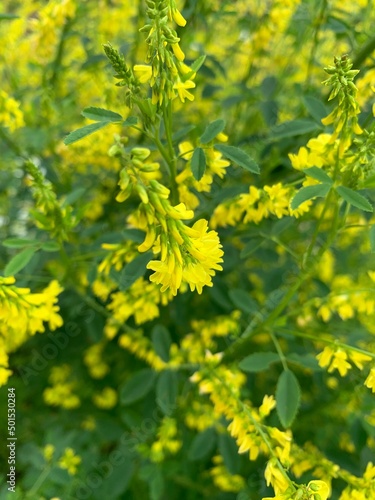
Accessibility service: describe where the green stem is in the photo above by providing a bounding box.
[302,187,334,266]
[162,102,178,204]
[278,327,375,360]
[26,465,51,497]
[270,332,288,370]
[305,0,328,87]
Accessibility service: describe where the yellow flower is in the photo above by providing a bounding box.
[349,351,372,370]
[264,458,291,496]
[308,480,330,500]
[316,347,352,377]
[173,79,196,102]
[172,43,185,61]
[171,8,187,26]
[58,448,81,475]
[93,387,118,409]
[134,64,152,83]
[147,219,223,295]
[364,368,375,393]
[43,444,55,462]
[259,395,276,418]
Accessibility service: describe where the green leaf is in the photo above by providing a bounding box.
[62,187,86,206]
[271,119,321,139]
[41,241,60,252]
[120,369,156,405]
[239,352,280,373]
[290,183,331,210]
[81,106,123,122]
[152,325,172,362]
[200,119,226,144]
[119,251,153,290]
[191,55,206,73]
[336,186,373,212]
[97,460,134,497]
[191,147,206,181]
[228,289,257,314]
[218,434,240,474]
[214,144,260,174]
[123,116,138,126]
[156,371,178,415]
[303,167,332,185]
[370,226,375,253]
[276,370,301,428]
[3,238,39,248]
[188,427,216,461]
[63,121,111,145]
[303,96,328,123]
[4,247,38,276]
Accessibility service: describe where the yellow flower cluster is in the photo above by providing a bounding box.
[105,278,172,333]
[147,417,182,463]
[169,312,240,365]
[184,400,218,432]
[316,345,372,381]
[134,0,196,105]
[316,274,375,323]
[29,0,76,63]
[84,342,109,379]
[43,364,80,409]
[339,462,375,500]
[57,447,81,475]
[210,455,245,493]
[176,137,230,209]
[210,182,311,229]
[92,387,118,409]
[116,147,224,295]
[0,90,25,132]
[0,276,63,386]
[288,134,336,172]
[92,241,140,302]
[118,329,166,371]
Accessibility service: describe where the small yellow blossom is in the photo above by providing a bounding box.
[43,444,55,462]
[364,368,375,393]
[93,387,118,409]
[58,448,81,475]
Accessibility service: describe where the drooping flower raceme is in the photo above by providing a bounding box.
[115,147,224,296]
